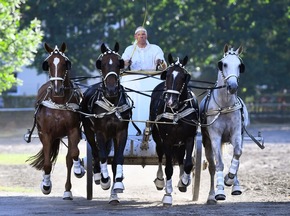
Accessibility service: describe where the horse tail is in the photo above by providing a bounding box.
[26,139,60,170]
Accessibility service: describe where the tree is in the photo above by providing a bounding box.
[0,0,43,94]
[20,0,289,98]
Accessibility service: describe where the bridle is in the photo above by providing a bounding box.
[43,46,70,90]
[163,59,189,102]
[96,50,123,90]
[218,52,243,86]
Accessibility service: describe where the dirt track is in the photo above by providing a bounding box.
[1,122,290,215]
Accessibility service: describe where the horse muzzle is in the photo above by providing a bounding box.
[104,86,119,98]
[227,82,238,94]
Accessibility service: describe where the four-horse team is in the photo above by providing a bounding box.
[25,33,252,206]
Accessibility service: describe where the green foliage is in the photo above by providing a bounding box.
[0,0,43,94]
[20,0,289,97]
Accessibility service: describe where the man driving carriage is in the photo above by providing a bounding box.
[121,26,167,143]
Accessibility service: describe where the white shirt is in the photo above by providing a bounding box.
[121,41,165,136]
[122,41,165,70]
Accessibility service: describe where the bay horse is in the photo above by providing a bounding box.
[200,44,249,204]
[27,42,85,200]
[81,42,132,204]
[149,54,199,206]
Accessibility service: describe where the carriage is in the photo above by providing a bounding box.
[24,42,264,205]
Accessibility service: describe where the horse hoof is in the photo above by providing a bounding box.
[101,176,111,190]
[232,185,242,195]
[178,186,187,193]
[215,194,226,201]
[224,174,234,186]
[206,199,217,205]
[162,194,172,206]
[74,166,86,178]
[154,178,164,190]
[177,179,188,192]
[113,182,124,193]
[94,173,101,185]
[63,191,73,200]
[40,182,52,195]
[109,194,120,205]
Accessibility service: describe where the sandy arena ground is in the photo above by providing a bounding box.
[0,112,290,215]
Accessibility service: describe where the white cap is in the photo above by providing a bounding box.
[134,26,147,35]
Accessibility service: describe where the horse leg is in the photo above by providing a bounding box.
[162,147,173,206]
[154,139,165,190]
[108,162,120,205]
[112,134,127,194]
[213,147,226,201]
[98,138,112,191]
[231,175,242,195]
[224,136,242,187]
[178,138,193,192]
[202,133,217,204]
[62,130,83,200]
[69,129,85,179]
[39,136,53,195]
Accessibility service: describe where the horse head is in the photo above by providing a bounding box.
[42,42,71,96]
[161,53,191,109]
[217,44,245,94]
[96,42,124,98]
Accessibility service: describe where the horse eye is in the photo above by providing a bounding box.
[224,63,227,68]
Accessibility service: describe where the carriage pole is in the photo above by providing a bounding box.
[86,142,93,200]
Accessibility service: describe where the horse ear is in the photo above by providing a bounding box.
[168,53,174,64]
[224,44,229,54]
[119,59,124,69]
[161,70,167,80]
[44,43,53,53]
[114,42,120,53]
[237,45,243,55]
[96,59,102,69]
[60,42,66,53]
[218,61,223,71]
[182,56,188,66]
[42,61,49,71]
[240,63,245,73]
[66,60,71,70]
[101,43,107,53]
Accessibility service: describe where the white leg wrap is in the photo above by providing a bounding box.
[229,158,239,175]
[100,162,109,178]
[41,173,52,195]
[73,159,81,174]
[115,164,123,180]
[165,179,173,194]
[181,173,191,186]
[216,171,224,188]
[42,174,51,187]
[94,173,101,183]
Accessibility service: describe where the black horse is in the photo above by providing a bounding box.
[81,42,132,204]
[149,54,199,206]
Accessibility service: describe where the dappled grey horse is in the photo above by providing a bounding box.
[200,44,249,204]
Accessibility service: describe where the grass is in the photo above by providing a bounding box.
[0,186,35,193]
[0,154,32,165]
[0,153,66,165]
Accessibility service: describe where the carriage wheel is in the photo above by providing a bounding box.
[86,142,93,200]
[192,137,202,201]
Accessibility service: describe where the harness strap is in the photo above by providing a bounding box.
[94,99,132,120]
[41,100,80,111]
[155,107,197,123]
[205,100,242,116]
